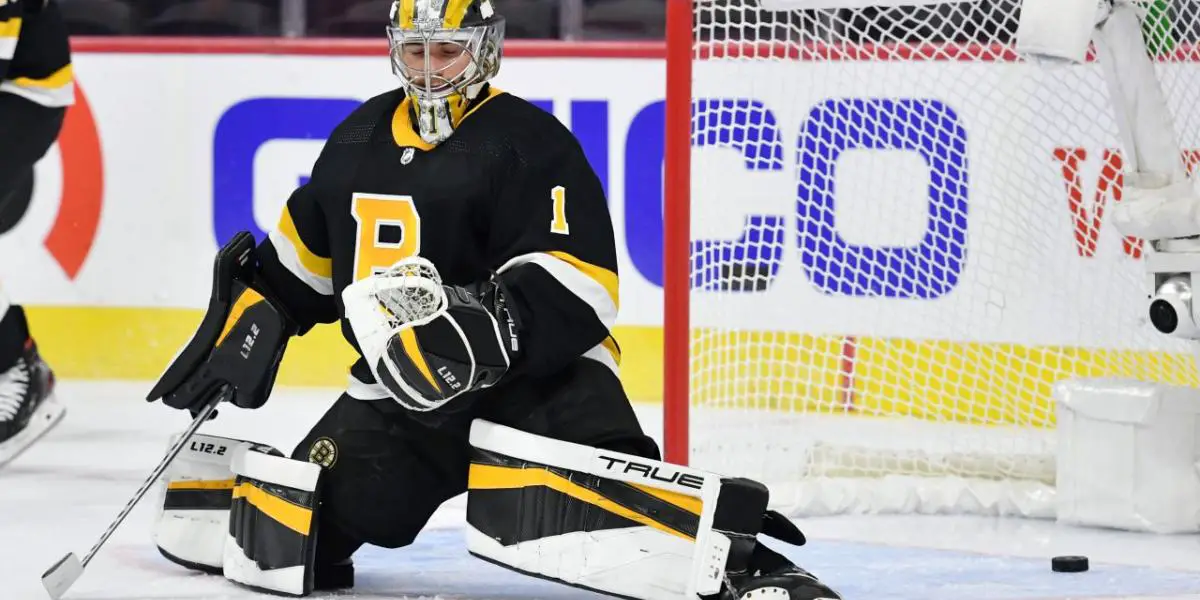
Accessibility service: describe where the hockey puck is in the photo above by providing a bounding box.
[1052,556,1089,573]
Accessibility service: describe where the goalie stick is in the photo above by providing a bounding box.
[39,387,228,599]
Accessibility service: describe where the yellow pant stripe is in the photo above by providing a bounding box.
[548,251,619,310]
[276,206,333,279]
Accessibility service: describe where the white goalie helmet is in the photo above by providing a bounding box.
[386,0,505,145]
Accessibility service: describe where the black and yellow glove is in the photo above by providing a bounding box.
[343,258,521,412]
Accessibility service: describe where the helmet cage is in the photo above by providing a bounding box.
[387,19,504,102]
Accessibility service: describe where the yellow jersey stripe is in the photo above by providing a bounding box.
[0,16,21,39]
[601,336,621,366]
[232,483,313,536]
[548,251,619,309]
[277,206,333,279]
[468,463,696,541]
[10,64,73,89]
[0,17,21,60]
[497,251,618,331]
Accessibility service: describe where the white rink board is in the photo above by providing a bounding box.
[3,52,1197,351]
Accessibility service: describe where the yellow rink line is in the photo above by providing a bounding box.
[24,306,1199,425]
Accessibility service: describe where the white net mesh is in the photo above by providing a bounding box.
[683,0,1200,516]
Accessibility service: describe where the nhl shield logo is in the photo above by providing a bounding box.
[401,147,415,165]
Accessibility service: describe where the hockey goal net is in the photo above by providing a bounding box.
[663,0,1200,517]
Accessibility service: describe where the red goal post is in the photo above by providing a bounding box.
[664,0,696,466]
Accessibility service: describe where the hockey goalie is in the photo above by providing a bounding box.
[141,1,841,599]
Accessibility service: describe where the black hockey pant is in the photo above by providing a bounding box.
[0,92,65,214]
[291,357,660,565]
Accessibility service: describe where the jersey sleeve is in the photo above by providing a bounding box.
[255,151,341,334]
[487,131,621,379]
[0,3,21,82]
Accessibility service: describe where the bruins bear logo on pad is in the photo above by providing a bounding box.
[308,437,338,468]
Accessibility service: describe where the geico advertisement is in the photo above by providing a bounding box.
[2,52,1196,349]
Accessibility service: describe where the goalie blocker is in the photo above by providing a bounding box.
[146,231,297,417]
[155,424,840,600]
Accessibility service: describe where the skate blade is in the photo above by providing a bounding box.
[41,552,82,599]
[0,393,66,468]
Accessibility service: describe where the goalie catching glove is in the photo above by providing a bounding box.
[147,231,297,415]
[342,257,521,412]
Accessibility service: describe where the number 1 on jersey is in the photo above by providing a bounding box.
[550,185,569,235]
[351,193,421,281]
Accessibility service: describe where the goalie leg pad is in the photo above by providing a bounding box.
[466,419,773,600]
[155,434,280,574]
[223,443,323,597]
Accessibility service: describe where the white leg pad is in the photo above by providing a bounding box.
[154,434,271,572]
[467,419,770,600]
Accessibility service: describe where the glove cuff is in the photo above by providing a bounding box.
[476,273,522,362]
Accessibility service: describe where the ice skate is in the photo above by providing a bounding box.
[0,339,65,468]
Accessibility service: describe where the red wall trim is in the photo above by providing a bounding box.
[69,37,667,58]
[69,36,1200,62]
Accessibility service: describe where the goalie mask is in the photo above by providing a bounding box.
[387,0,505,146]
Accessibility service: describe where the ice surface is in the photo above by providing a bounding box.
[2,381,1198,600]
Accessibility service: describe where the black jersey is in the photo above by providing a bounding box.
[257,86,621,396]
[0,0,72,108]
